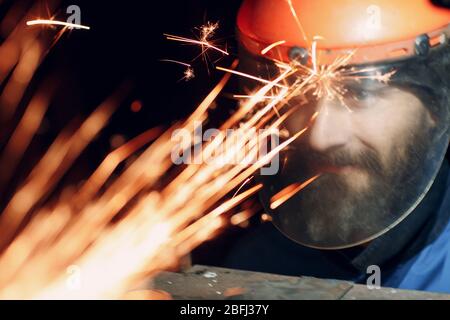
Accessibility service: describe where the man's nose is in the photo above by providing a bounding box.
[308,100,353,152]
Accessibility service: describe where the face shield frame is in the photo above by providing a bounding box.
[236,29,450,250]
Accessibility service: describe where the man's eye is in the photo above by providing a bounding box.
[343,87,371,101]
[353,90,371,101]
[343,88,378,110]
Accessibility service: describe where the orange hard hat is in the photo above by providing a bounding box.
[237,0,450,64]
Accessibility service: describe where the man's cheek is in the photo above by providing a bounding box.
[381,136,410,172]
[342,169,372,191]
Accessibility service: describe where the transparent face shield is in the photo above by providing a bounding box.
[244,48,450,249]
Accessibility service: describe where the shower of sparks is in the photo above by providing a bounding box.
[234,2,397,112]
[284,43,395,112]
[224,36,396,115]
[0,2,399,300]
[0,13,302,296]
[26,19,91,30]
[160,59,191,67]
[163,21,228,75]
[233,95,280,100]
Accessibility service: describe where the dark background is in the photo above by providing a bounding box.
[57,0,242,127]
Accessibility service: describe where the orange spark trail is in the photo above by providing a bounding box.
[286,0,309,44]
[160,59,195,81]
[261,40,286,55]
[270,174,321,210]
[216,66,288,89]
[232,176,255,199]
[160,59,192,67]
[233,95,280,99]
[164,34,229,56]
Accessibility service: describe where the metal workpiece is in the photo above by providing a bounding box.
[151,265,450,300]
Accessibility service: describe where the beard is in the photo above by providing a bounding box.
[260,116,434,248]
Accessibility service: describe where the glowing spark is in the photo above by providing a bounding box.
[233,95,280,99]
[199,21,219,42]
[232,176,254,199]
[182,67,195,81]
[261,40,286,55]
[270,174,321,210]
[26,19,90,30]
[277,44,397,112]
[160,59,195,82]
[286,0,309,44]
[164,22,228,76]
[311,36,324,74]
[230,213,251,227]
[164,33,229,56]
[130,100,143,112]
[160,59,192,67]
[216,66,288,89]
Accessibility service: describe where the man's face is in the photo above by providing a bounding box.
[262,83,436,248]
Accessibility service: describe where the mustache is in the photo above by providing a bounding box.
[300,146,384,174]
